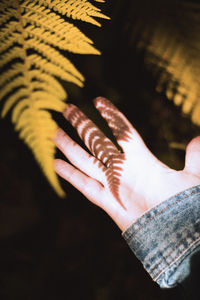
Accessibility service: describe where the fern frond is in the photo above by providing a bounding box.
[21,2,100,54]
[0,0,108,197]
[128,0,200,126]
[25,22,99,54]
[29,54,83,87]
[38,0,110,27]
[17,106,64,196]
[26,39,84,85]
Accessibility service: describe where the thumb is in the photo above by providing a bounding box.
[184,136,200,176]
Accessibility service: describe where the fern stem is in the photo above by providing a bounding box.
[16,0,32,107]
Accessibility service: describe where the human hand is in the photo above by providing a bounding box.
[53,97,200,231]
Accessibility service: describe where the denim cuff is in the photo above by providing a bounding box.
[122,185,200,288]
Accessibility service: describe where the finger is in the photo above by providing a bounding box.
[63,104,127,207]
[63,103,120,167]
[54,159,104,206]
[93,97,144,151]
[184,136,200,176]
[53,128,106,183]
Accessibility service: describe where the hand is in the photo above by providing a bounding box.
[53,97,200,231]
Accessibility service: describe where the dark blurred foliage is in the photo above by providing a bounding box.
[0,0,200,299]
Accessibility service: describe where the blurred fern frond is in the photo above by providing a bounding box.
[0,0,109,197]
[127,0,200,126]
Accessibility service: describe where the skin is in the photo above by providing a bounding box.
[53,97,200,232]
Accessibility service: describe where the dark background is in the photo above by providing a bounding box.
[0,1,200,299]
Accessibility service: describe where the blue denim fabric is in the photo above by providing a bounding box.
[122,185,200,288]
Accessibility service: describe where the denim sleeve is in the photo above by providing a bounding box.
[122,185,200,288]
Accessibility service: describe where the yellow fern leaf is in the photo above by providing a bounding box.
[0,0,108,197]
[29,54,84,87]
[128,1,200,126]
[21,2,100,54]
[25,23,99,54]
[26,40,84,85]
[38,0,110,27]
[16,106,64,196]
